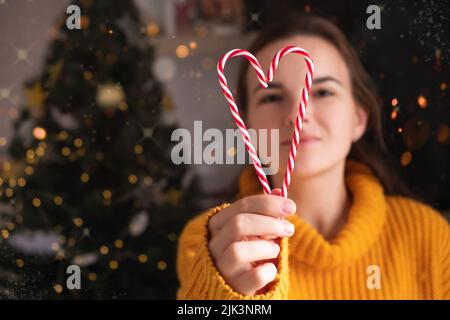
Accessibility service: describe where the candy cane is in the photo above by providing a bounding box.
[217,46,314,197]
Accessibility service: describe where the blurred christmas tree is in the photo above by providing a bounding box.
[0,0,197,299]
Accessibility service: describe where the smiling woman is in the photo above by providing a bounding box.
[235,15,405,196]
[177,14,450,300]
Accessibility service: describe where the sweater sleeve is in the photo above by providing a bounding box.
[439,214,450,299]
[176,203,290,300]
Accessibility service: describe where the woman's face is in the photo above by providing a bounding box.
[245,35,368,180]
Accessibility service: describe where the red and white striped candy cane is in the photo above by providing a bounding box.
[217,46,314,197]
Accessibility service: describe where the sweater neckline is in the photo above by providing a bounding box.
[236,160,387,268]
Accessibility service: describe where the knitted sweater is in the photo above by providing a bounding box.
[177,160,450,299]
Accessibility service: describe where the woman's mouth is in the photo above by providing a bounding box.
[281,136,321,146]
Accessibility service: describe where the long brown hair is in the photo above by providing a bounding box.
[236,14,412,196]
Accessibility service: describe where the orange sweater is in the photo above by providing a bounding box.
[177,161,450,299]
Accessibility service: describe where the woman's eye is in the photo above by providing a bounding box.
[313,89,334,98]
[258,94,283,104]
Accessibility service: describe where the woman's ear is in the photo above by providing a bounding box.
[352,105,369,142]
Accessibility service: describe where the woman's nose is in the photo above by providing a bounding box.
[283,102,311,126]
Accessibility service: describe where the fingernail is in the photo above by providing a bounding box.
[279,200,296,215]
[283,221,295,235]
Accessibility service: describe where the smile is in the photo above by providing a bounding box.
[281,136,321,146]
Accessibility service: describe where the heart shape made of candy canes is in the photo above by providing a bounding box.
[217,46,314,198]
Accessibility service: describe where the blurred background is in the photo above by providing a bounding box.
[0,0,448,299]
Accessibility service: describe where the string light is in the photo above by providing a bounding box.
[25,166,34,175]
[54,195,63,205]
[143,176,153,186]
[401,151,412,166]
[109,260,118,270]
[32,197,41,207]
[1,229,9,240]
[102,189,112,200]
[146,22,160,36]
[417,95,427,108]
[38,141,47,149]
[26,149,36,160]
[57,131,68,141]
[88,273,97,281]
[176,45,189,59]
[114,239,123,249]
[73,217,83,227]
[83,71,93,81]
[32,127,47,140]
[436,125,449,144]
[16,259,24,268]
[390,109,398,120]
[61,147,71,156]
[128,174,138,184]
[80,173,90,183]
[5,188,14,198]
[73,138,83,148]
[8,178,17,188]
[157,260,167,270]
[99,245,109,255]
[36,146,45,157]
[53,284,63,294]
[138,254,148,263]
[189,41,197,50]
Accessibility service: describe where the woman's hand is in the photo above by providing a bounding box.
[208,188,296,295]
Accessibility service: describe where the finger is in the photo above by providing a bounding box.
[209,195,296,232]
[210,213,294,255]
[217,240,280,277]
[270,188,282,196]
[232,262,278,296]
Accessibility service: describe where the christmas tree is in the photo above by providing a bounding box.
[0,0,196,299]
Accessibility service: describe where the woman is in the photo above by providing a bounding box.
[176,15,450,299]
